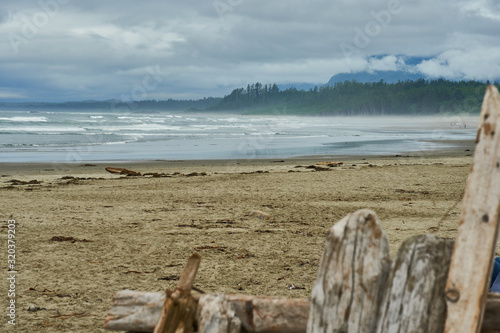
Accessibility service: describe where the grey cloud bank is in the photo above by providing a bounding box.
[0,0,499,102]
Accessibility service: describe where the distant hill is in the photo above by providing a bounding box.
[326,70,426,85]
[278,70,428,91]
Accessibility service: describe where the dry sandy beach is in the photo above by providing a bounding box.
[1,141,498,332]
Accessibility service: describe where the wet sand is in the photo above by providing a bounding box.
[2,141,496,332]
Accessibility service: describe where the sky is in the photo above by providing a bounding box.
[0,0,499,102]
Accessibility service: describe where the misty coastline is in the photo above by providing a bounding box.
[0,111,477,163]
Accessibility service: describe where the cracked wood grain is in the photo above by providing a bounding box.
[307,209,391,333]
[444,85,500,333]
[197,294,241,333]
[376,235,454,333]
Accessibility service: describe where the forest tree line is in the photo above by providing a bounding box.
[209,79,498,115]
[1,79,497,115]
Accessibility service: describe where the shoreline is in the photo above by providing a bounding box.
[0,139,475,175]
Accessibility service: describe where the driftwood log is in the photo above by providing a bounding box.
[376,235,454,333]
[102,290,500,332]
[307,209,391,333]
[444,85,500,333]
[105,167,141,176]
[103,291,310,332]
[104,290,165,332]
[197,294,241,333]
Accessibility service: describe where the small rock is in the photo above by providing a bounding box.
[27,304,44,312]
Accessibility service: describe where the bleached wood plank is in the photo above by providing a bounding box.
[376,235,454,333]
[307,209,391,333]
[444,85,500,333]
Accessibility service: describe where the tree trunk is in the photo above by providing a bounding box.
[376,235,454,333]
[444,85,500,333]
[307,209,391,333]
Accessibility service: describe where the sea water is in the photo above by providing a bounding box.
[0,109,477,163]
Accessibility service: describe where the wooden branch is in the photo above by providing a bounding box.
[444,85,500,333]
[154,253,201,333]
[103,291,309,332]
[307,209,391,333]
[376,235,454,333]
[197,294,241,333]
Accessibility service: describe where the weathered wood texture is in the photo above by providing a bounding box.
[103,291,310,332]
[444,85,500,333]
[103,290,164,332]
[376,235,454,333]
[102,290,500,332]
[154,253,201,333]
[307,209,391,333]
[197,294,241,333]
[229,295,309,333]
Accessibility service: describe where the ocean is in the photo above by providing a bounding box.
[0,109,477,163]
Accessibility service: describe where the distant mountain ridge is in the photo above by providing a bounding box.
[285,69,498,90]
[278,70,428,91]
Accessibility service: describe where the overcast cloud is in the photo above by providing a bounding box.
[0,0,499,102]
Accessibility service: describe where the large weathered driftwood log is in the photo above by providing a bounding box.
[307,209,391,333]
[444,85,500,333]
[103,290,500,332]
[197,294,241,333]
[376,235,454,333]
[103,291,310,332]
